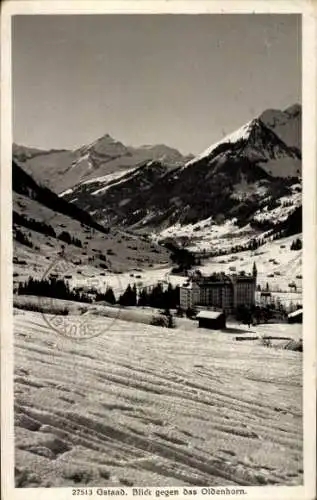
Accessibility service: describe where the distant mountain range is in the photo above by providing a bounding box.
[56,104,302,234]
[13,103,302,240]
[13,137,193,194]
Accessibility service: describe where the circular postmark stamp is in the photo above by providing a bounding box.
[39,252,124,341]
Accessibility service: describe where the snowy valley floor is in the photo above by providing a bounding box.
[14,310,302,488]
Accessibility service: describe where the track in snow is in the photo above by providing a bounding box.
[14,310,302,487]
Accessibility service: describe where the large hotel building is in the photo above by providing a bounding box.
[179,267,257,313]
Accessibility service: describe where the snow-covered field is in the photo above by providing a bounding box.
[14,309,302,487]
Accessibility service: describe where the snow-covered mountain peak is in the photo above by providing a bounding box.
[185,119,261,168]
[78,133,126,154]
[184,111,300,177]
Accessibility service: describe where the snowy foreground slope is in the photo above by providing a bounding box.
[14,311,302,487]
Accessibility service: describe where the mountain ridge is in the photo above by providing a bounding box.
[61,106,301,236]
[184,117,301,177]
[13,136,192,194]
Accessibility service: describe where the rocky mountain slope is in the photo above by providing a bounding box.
[13,137,192,194]
[13,161,110,235]
[61,107,301,239]
[184,117,300,176]
[260,103,301,150]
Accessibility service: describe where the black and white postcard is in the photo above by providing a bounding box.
[1,1,316,500]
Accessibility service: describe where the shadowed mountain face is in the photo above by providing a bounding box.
[184,117,300,176]
[12,160,110,234]
[60,109,301,232]
[260,103,301,150]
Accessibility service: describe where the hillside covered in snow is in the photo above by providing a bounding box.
[14,309,302,487]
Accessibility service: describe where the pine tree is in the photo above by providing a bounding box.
[149,283,164,308]
[164,283,174,309]
[131,284,137,306]
[290,238,302,251]
[252,262,258,279]
[105,287,116,304]
[167,312,175,328]
[138,288,149,307]
[119,284,137,306]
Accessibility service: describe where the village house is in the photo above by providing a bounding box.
[287,308,303,324]
[196,310,226,329]
[179,265,257,314]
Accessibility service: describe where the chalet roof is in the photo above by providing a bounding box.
[196,311,224,320]
[288,308,303,318]
[194,272,254,284]
[196,274,232,285]
[181,281,194,289]
[199,281,232,287]
[235,275,255,282]
[184,271,255,290]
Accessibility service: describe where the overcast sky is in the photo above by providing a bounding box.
[12,14,301,155]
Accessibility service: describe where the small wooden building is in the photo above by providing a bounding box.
[196,310,226,330]
[288,308,303,324]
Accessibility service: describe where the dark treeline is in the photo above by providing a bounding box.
[236,304,272,325]
[13,212,83,248]
[137,283,179,309]
[14,227,33,248]
[118,284,137,306]
[118,282,180,309]
[17,276,180,311]
[17,277,93,303]
[164,242,197,272]
[282,206,302,236]
[58,231,82,248]
[290,238,302,250]
[13,211,56,238]
[95,287,116,304]
[235,302,295,325]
